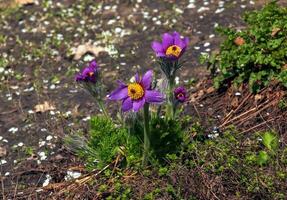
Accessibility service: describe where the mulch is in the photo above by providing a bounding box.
[189,78,287,142]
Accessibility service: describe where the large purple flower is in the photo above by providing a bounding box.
[174,86,188,103]
[108,70,164,112]
[75,60,98,83]
[152,31,189,60]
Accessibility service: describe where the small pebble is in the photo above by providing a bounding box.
[46,135,53,141]
[18,142,24,147]
[38,152,47,160]
[204,42,210,47]
[8,127,18,133]
[65,171,82,181]
[42,174,52,187]
[0,160,7,165]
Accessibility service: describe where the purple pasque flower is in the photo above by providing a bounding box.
[108,70,164,112]
[152,31,189,60]
[174,86,188,103]
[75,60,98,83]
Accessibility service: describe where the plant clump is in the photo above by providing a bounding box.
[203,1,287,93]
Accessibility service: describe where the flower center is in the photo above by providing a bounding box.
[128,83,144,100]
[177,93,184,99]
[88,72,94,77]
[166,45,182,57]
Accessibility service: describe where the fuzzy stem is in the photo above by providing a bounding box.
[142,103,150,166]
[97,100,109,119]
[166,77,175,119]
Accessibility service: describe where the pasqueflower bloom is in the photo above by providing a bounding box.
[174,86,188,103]
[152,31,189,60]
[108,70,164,112]
[75,60,98,83]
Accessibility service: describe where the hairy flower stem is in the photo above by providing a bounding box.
[97,100,109,119]
[142,103,150,166]
[166,74,175,120]
[167,61,178,119]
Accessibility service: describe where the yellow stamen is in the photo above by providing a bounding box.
[128,83,144,100]
[166,45,182,57]
[88,72,94,77]
[177,93,184,99]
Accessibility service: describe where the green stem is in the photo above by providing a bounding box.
[97,100,109,119]
[166,78,175,119]
[142,103,150,166]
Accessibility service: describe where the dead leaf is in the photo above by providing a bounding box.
[0,147,7,157]
[0,0,34,8]
[72,43,106,60]
[271,28,281,37]
[206,87,215,94]
[15,0,34,6]
[190,96,196,103]
[255,94,263,101]
[72,104,80,116]
[231,97,239,108]
[15,0,34,4]
[234,37,245,46]
[34,101,55,113]
[196,90,205,99]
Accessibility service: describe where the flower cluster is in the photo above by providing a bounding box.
[75,31,190,166]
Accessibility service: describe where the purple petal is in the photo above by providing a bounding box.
[145,90,165,103]
[135,73,140,82]
[82,67,93,76]
[183,37,189,46]
[172,32,189,50]
[108,86,128,100]
[89,60,98,69]
[122,97,133,112]
[156,52,166,57]
[178,37,189,49]
[75,74,84,81]
[140,70,153,89]
[132,98,145,112]
[117,80,127,87]
[173,32,181,45]
[162,33,174,50]
[151,41,164,53]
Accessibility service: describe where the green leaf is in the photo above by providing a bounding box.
[261,132,279,152]
[257,150,269,166]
